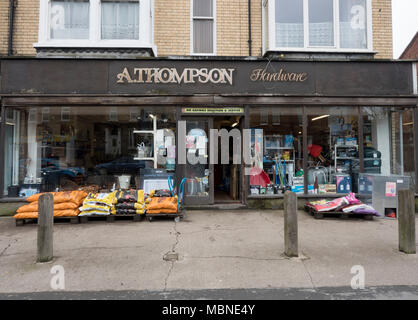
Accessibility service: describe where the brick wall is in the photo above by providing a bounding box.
[0,0,10,56]
[372,0,393,59]
[154,0,262,57]
[2,0,395,59]
[154,0,190,56]
[12,0,39,56]
[216,0,262,57]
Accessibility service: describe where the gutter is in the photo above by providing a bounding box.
[248,0,252,56]
[8,0,15,56]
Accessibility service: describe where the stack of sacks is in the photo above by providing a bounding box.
[79,192,117,216]
[114,190,145,215]
[146,196,179,214]
[14,191,88,219]
[307,193,380,216]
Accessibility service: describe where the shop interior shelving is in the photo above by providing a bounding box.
[133,115,158,169]
[334,144,358,173]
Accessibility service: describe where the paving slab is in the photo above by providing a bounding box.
[0,210,416,294]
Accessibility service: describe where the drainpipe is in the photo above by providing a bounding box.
[8,0,15,56]
[248,0,252,56]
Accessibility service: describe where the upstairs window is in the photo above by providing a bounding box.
[101,0,140,40]
[37,0,153,49]
[50,0,90,39]
[269,0,371,51]
[192,0,216,55]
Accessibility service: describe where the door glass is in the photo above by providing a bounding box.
[184,120,210,201]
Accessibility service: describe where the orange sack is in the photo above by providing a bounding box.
[17,202,79,213]
[26,191,88,206]
[14,209,80,220]
[146,197,178,214]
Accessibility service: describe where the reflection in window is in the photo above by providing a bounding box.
[307,108,359,194]
[3,107,176,197]
[249,107,304,195]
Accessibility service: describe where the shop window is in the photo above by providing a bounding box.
[192,0,216,55]
[249,107,304,195]
[268,0,372,52]
[358,107,416,197]
[3,107,176,198]
[307,107,359,194]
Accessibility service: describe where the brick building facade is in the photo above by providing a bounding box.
[0,1,416,207]
[1,0,394,58]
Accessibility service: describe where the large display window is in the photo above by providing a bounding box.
[249,107,304,195]
[247,106,416,197]
[3,106,177,197]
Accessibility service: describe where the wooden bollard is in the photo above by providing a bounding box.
[37,193,54,262]
[284,191,298,257]
[398,187,416,254]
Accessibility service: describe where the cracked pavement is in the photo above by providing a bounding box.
[0,210,417,297]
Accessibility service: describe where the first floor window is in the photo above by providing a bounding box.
[308,0,334,47]
[275,0,304,48]
[192,0,215,54]
[339,0,367,49]
[101,0,140,40]
[50,0,90,39]
[271,0,370,50]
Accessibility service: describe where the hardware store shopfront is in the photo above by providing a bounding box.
[0,58,417,207]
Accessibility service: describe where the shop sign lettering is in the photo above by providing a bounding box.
[117,67,236,85]
[250,68,308,82]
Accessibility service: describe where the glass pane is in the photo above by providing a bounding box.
[307,107,358,194]
[184,121,210,198]
[340,0,367,49]
[275,0,304,48]
[50,0,89,39]
[193,0,213,17]
[4,107,177,198]
[249,107,304,195]
[101,1,140,40]
[309,0,334,46]
[193,19,214,54]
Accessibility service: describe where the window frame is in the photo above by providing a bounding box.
[35,0,155,53]
[190,0,217,56]
[266,0,373,53]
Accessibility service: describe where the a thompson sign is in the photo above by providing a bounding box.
[117,67,236,85]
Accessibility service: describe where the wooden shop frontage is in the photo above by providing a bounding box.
[0,57,417,215]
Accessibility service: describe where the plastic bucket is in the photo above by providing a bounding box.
[117,175,131,189]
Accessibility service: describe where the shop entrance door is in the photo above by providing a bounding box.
[181,118,214,205]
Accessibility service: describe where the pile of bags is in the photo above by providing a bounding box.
[79,192,117,216]
[14,191,88,219]
[306,193,379,216]
[114,190,145,215]
[146,196,179,214]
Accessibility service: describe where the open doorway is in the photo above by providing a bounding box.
[213,116,242,203]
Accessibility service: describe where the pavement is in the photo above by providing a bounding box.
[0,210,417,299]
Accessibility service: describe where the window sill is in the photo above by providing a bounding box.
[34,42,158,57]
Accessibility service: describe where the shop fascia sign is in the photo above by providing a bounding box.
[116,67,236,85]
[116,66,309,85]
